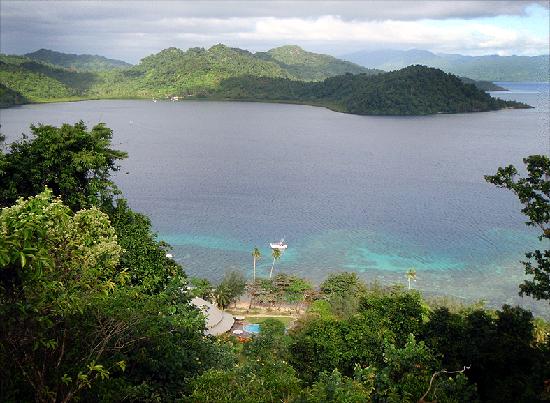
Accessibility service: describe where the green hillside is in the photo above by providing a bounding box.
[0,83,27,107]
[92,45,293,98]
[25,48,131,72]
[318,66,524,115]
[0,47,528,114]
[256,45,381,81]
[216,66,527,115]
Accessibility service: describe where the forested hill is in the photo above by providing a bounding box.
[318,66,525,114]
[216,65,528,115]
[256,45,381,81]
[0,46,529,114]
[342,49,550,82]
[24,49,131,72]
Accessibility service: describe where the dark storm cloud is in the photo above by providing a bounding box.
[2,1,546,21]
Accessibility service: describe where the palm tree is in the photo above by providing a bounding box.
[214,284,231,309]
[269,248,282,279]
[406,268,417,290]
[252,247,261,281]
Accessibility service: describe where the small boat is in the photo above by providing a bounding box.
[269,239,288,250]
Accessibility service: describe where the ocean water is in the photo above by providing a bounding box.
[1,83,549,316]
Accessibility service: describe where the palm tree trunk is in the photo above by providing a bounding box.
[270,257,275,279]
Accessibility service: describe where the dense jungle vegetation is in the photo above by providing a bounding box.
[0,122,549,402]
[0,45,526,115]
[24,49,132,72]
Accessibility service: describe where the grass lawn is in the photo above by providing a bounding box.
[245,316,293,326]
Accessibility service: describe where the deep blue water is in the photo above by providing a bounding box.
[1,83,548,316]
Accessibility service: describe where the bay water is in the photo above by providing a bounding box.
[1,82,548,316]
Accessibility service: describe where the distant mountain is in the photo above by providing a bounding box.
[24,49,131,72]
[256,45,381,81]
[342,49,550,82]
[459,77,505,91]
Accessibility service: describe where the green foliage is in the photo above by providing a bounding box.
[189,360,301,403]
[421,305,548,403]
[0,121,127,211]
[248,273,312,308]
[0,190,124,401]
[25,49,131,72]
[244,318,290,362]
[295,368,374,402]
[214,270,246,309]
[85,282,234,402]
[485,155,550,302]
[256,44,380,81]
[319,272,365,318]
[106,199,180,293]
[359,288,426,342]
[289,318,347,383]
[317,65,527,115]
[216,65,528,115]
[189,276,214,301]
[0,55,99,103]
[1,47,526,115]
[320,272,364,297]
[0,83,27,107]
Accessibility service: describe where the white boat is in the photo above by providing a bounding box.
[269,239,288,250]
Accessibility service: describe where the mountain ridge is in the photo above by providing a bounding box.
[342,49,550,82]
[24,48,131,72]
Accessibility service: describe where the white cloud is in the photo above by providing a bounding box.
[0,1,547,61]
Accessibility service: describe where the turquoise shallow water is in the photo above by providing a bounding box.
[1,82,548,316]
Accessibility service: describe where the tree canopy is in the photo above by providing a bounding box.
[485,155,550,302]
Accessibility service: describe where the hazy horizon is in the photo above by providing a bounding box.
[1,1,548,64]
[10,44,550,66]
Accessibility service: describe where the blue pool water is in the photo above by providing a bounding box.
[243,324,261,334]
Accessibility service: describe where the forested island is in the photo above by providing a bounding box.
[0,45,528,114]
[1,122,549,402]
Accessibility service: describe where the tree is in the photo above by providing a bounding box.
[190,277,214,301]
[189,360,300,403]
[105,199,180,293]
[0,190,227,402]
[244,319,289,362]
[320,272,366,318]
[485,155,550,302]
[269,248,282,279]
[0,190,124,402]
[251,247,261,281]
[406,268,417,290]
[0,121,127,211]
[297,368,374,402]
[214,271,246,309]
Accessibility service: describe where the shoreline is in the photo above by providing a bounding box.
[0,95,532,115]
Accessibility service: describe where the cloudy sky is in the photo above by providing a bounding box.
[1,1,548,63]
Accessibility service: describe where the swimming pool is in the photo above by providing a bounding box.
[243,323,260,334]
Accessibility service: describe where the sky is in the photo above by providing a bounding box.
[0,1,548,63]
